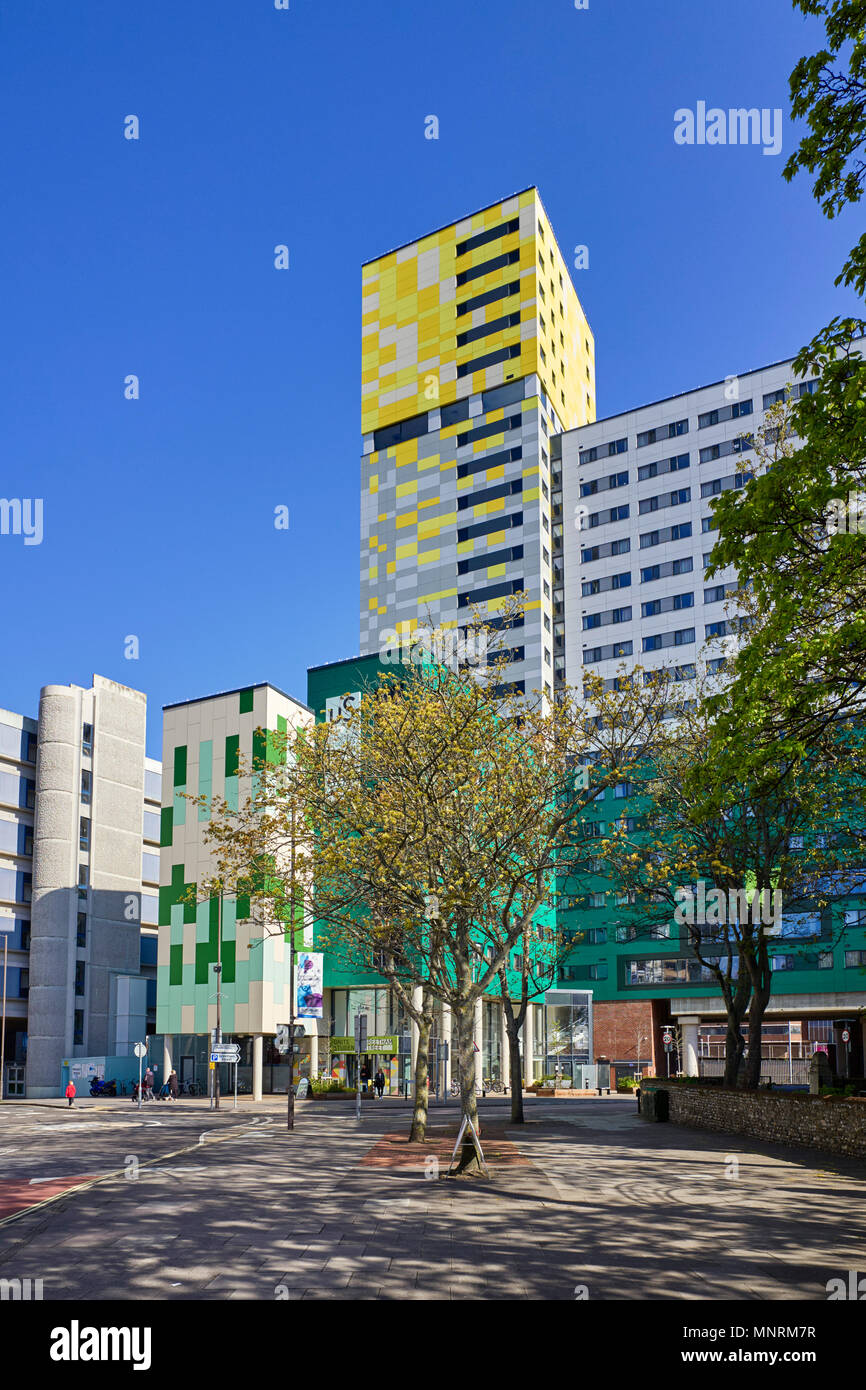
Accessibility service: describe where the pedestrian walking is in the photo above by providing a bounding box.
[359,1063,370,1094]
[168,1070,178,1100]
[374,1068,385,1099]
[65,1080,76,1108]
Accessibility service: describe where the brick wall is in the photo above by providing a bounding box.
[642,1082,866,1159]
[594,998,670,1074]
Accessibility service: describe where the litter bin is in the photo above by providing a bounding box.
[640,1086,669,1122]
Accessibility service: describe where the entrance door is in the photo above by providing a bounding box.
[180,1055,195,1084]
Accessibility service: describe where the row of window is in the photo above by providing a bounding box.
[579,437,628,464]
[456,311,521,349]
[575,383,817,473]
[0,723,37,763]
[373,379,528,453]
[457,411,522,448]
[456,444,522,481]
[456,278,521,319]
[582,587,733,627]
[456,342,521,379]
[0,772,35,810]
[456,577,524,610]
[457,544,523,576]
[626,950,859,984]
[582,558,694,596]
[642,628,695,652]
[639,452,690,482]
[457,510,523,543]
[639,522,693,549]
[580,469,628,497]
[455,246,520,287]
[698,399,753,428]
[582,640,633,665]
[639,486,690,515]
[701,472,753,497]
[455,216,520,259]
[457,477,522,512]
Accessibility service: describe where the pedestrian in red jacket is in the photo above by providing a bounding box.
[65,1081,76,1108]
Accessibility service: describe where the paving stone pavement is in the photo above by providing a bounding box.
[0,1096,863,1299]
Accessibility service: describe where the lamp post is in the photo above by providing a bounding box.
[287,802,297,1133]
[0,928,8,1101]
[214,892,223,1111]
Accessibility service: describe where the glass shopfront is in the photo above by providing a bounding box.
[482,999,502,1084]
[543,990,592,1081]
[328,987,411,1095]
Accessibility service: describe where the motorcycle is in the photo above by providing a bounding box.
[89,1077,117,1098]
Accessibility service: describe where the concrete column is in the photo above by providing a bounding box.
[679,1015,700,1077]
[162,1035,173,1082]
[252,1033,263,1101]
[309,1027,318,1078]
[474,997,483,1094]
[524,1004,535,1085]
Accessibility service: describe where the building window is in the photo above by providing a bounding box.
[844,950,866,968]
[82,723,93,756]
[81,769,92,803]
[74,961,86,996]
[79,817,90,851]
[77,913,87,948]
[73,1010,84,1045]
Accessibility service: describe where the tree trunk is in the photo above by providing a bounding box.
[723,1011,746,1088]
[743,943,772,1091]
[453,999,481,1172]
[408,994,433,1142]
[721,968,751,1089]
[499,979,525,1124]
[506,1012,524,1123]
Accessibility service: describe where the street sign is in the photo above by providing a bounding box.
[210,1045,241,1062]
[842,1029,850,1043]
[133,1042,147,1059]
[354,1013,368,1052]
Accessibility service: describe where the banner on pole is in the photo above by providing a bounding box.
[296,951,324,1017]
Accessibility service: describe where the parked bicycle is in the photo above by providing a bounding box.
[483,1076,505,1093]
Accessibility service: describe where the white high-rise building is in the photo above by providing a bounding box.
[555,349,858,690]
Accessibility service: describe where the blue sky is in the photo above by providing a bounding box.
[0,0,860,758]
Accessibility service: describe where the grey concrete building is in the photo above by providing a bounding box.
[0,675,160,1098]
